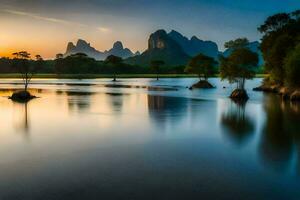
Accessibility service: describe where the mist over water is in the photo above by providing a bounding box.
[0,78,299,199]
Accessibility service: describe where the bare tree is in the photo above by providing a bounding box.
[12,51,41,92]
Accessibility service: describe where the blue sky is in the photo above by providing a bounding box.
[1,0,300,57]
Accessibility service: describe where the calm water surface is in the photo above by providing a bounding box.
[0,78,299,200]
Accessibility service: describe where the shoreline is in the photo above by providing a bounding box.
[254,84,300,101]
[0,74,268,79]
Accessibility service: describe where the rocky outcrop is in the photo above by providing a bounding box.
[64,39,135,60]
[230,89,249,101]
[253,83,300,101]
[9,91,36,102]
[104,41,136,59]
[189,80,214,89]
[126,30,190,66]
[253,84,281,93]
[290,90,300,101]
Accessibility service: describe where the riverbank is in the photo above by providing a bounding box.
[0,74,268,79]
[254,83,300,101]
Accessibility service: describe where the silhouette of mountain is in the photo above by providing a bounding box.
[126,30,190,66]
[64,40,136,60]
[65,39,104,60]
[168,30,219,58]
[222,41,264,65]
[104,41,137,59]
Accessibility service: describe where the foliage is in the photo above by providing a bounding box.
[284,44,300,87]
[11,51,41,91]
[224,38,249,49]
[220,47,258,89]
[54,53,100,74]
[258,13,292,34]
[185,54,216,80]
[259,10,300,84]
[105,55,123,81]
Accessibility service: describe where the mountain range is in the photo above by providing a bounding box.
[64,39,139,60]
[64,30,263,66]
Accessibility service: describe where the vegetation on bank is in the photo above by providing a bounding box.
[0,73,267,79]
[255,9,300,101]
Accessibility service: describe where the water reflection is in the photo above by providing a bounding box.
[221,101,255,145]
[105,92,127,113]
[258,95,299,172]
[63,91,93,112]
[0,79,300,199]
[13,101,30,139]
[147,95,188,129]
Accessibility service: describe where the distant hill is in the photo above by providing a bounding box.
[222,41,264,65]
[168,30,219,58]
[126,30,190,66]
[126,29,222,66]
[64,39,138,60]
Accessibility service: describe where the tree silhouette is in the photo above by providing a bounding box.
[105,55,123,81]
[12,51,38,92]
[150,60,165,80]
[185,54,216,81]
[224,38,249,49]
[220,39,258,90]
[258,13,291,34]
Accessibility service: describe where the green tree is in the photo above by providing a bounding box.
[105,55,123,81]
[150,60,165,80]
[264,34,295,84]
[220,48,258,90]
[284,44,300,87]
[258,10,300,85]
[185,54,216,81]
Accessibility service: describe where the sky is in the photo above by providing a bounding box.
[0,0,300,59]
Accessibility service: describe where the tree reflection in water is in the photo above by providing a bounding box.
[221,100,255,146]
[147,95,188,129]
[13,101,30,140]
[258,94,300,172]
[61,91,93,113]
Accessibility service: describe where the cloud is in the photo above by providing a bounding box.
[97,27,111,33]
[2,9,112,34]
[2,9,86,27]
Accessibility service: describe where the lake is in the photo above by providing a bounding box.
[0,78,299,200]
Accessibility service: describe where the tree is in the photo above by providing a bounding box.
[263,34,295,84]
[54,53,64,74]
[150,60,165,80]
[258,13,291,34]
[220,47,258,91]
[185,54,216,81]
[34,54,45,73]
[105,55,123,81]
[12,51,37,92]
[258,10,300,85]
[224,38,249,49]
[284,44,300,87]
